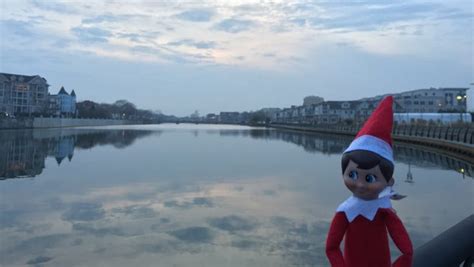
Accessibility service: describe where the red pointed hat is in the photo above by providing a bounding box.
[344,96,394,163]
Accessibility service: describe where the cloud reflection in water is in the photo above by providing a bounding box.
[0,125,472,266]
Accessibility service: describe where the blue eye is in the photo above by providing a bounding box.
[348,170,358,180]
[366,174,377,183]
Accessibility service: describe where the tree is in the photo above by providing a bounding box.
[249,111,268,125]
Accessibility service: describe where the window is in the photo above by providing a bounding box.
[420,101,425,105]
[414,101,419,105]
[428,101,434,105]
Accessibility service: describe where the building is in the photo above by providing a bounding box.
[312,101,359,124]
[219,112,241,123]
[468,84,473,113]
[48,86,77,117]
[273,98,403,125]
[0,72,49,116]
[206,113,218,123]
[259,108,281,118]
[367,88,469,113]
[395,88,468,113]
[303,96,324,106]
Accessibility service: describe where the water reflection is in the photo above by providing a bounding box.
[0,125,472,267]
[221,128,474,178]
[0,129,156,180]
[2,127,471,181]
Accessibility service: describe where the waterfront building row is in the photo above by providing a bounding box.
[272,88,469,124]
[0,72,77,117]
[367,87,468,113]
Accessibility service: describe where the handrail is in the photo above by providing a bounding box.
[413,214,474,267]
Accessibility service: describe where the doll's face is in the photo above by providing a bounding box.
[343,160,394,200]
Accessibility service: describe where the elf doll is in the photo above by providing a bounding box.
[325,96,413,267]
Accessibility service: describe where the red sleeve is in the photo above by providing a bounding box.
[326,212,348,267]
[385,209,413,267]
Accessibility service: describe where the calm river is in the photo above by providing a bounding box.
[1,124,472,267]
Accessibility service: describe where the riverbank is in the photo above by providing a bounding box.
[0,117,137,129]
[270,123,474,163]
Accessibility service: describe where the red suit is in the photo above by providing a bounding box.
[326,207,413,267]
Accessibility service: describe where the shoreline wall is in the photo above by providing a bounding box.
[0,118,135,129]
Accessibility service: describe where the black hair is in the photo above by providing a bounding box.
[341,150,394,182]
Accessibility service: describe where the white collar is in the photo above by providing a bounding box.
[336,187,395,222]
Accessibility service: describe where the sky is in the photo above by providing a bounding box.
[0,0,472,116]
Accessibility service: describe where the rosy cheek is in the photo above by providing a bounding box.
[344,179,356,190]
[368,184,384,193]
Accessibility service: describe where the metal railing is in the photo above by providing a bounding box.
[413,214,474,267]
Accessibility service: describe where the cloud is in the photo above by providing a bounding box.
[10,234,70,255]
[26,256,53,265]
[289,18,306,27]
[26,15,50,24]
[208,215,257,232]
[72,223,128,237]
[213,19,256,33]
[167,39,216,49]
[436,11,473,21]
[192,197,214,207]
[150,218,171,231]
[71,26,112,43]
[52,38,72,48]
[175,9,215,22]
[62,203,105,221]
[163,197,214,208]
[168,226,215,243]
[130,45,191,64]
[111,205,159,219]
[82,14,150,24]
[71,238,83,246]
[309,2,463,32]
[0,210,23,229]
[262,53,276,58]
[117,32,142,42]
[30,0,78,14]
[230,239,264,250]
[163,200,192,208]
[0,19,34,38]
[136,240,178,254]
[82,14,125,24]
